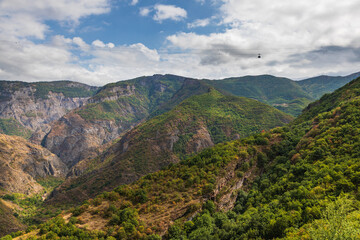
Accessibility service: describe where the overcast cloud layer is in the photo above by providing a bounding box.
[0,0,359,85]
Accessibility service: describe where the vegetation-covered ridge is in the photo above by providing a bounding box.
[48,87,292,205]
[297,71,360,99]
[203,75,313,116]
[80,75,186,120]
[0,80,98,100]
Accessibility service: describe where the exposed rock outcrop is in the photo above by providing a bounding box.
[0,81,98,143]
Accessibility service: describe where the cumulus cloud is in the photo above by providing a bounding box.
[188,18,211,28]
[130,0,138,6]
[139,7,151,17]
[1,0,360,85]
[153,4,187,22]
[0,0,110,40]
[166,0,360,79]
[92,40,114,48]
[0,36,164,85]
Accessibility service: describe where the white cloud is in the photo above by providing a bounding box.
[153,4,187,22]
[130,0,138,6]
[73,37,90,50]
[0,0,110,22]
[139,7,151,17]
[188,18,211,28]
[195,0,206,5]
[165,0,360,79]
[91,40,115,48]
[0,0,110,40]
[92,40,105,48]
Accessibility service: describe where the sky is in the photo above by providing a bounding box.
[0,0,360,85]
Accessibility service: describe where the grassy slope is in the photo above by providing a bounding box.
[31,81,99,99]
[0,200,25,237]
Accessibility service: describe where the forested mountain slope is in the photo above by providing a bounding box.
[297,71,360,99]
[204,75,313,116]
[49,88,292,205]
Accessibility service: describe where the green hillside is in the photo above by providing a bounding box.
[49,88,292,205]
[75,75,185,123]
[204,75,313,116]
[297,72,360,99]
[149,78,212,118]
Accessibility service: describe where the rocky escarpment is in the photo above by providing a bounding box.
[0,134,68,195]
[42,112,133,168]
[0,81,98,142]
[42,75,186,168]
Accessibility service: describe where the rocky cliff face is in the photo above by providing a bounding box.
[42,75,185,167]
[0,134,68,195]
[42,112,131,167]
[0,81,98,142]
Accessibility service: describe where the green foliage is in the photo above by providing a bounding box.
[34,217,106,239]
[0,118,32,138]
[0,235,12,240]
[1,192,62,228]
[166,77,360,239]
[36,177,64,191]
[286,196,360,239]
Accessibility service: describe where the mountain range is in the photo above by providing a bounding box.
[0,71,360,239]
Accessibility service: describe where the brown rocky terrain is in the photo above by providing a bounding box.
[0,134,68,195]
